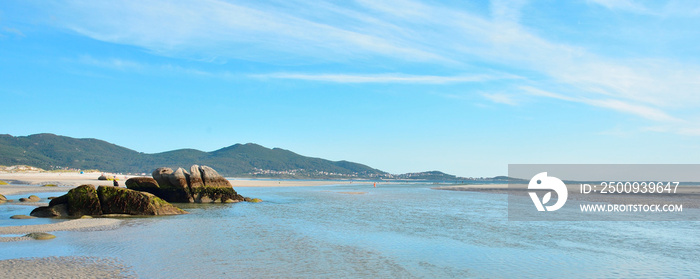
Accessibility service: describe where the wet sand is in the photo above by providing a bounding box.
[0,218,123,242]
[0,256,136,278]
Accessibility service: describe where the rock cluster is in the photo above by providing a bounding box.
[19,195,40,202]
[126,165,245,203]
[30,185,187,218]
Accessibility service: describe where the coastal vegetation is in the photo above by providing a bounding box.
[0,133,384,178]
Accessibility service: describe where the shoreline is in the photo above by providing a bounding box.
[434,183,700,208]
[0,171,376,191]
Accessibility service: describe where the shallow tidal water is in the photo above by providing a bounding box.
[2,183,700,278]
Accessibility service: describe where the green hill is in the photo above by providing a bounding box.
[0,133,385,178]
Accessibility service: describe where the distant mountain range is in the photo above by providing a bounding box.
[0,133,385,178]
[0,133,502,180]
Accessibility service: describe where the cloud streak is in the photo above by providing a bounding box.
[32,0,700,134]
[522,86,680,123]
[251,72,518,84]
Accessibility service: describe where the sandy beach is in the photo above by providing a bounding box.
[0,171,373,191]
[0,171,133,188]
[230,179,373,187]
[0,256,136,278]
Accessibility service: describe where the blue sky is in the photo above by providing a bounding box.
[2,0,700,177]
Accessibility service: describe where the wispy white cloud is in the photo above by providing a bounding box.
[251,72,517,84]
[32,0,700,134]
[587,0,654,14]
[74,55,232,78]
[76,56,517,85]
[77,55,145,71]
[47,0,447,64]
[588,0,700,16]
[482,93,519,106]
[522,86,680,123]
[1,27,26,37]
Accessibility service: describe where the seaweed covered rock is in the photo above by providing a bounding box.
[191,186,243,203]
[66,185,102,217]
[30,184,187,218]
[127,165,247,203]
[190,165,243,203]
[97,186,188,216]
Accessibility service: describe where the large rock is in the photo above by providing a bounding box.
[122,165,248,204]
[169,168,190,189]
[189,164,203,188]
[97,186,188,215]
[31,204,68,217]
[30,184,187,218]
[66,185,102,217]
[189,165,243,203]
[48,195,68,207]
[191,186,243,203]
[164,168,193,202]
[125,177,160,195]
[152,167,174,188]
[151,167,192,202]
[200,165,232,188]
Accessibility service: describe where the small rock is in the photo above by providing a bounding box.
[249,198,263,203]
[0,193,6,201]
[31,206,60,217]
[10,215,37,219]
[19,195,41,202]
[101,214,133,218]
[24,232,56,240]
